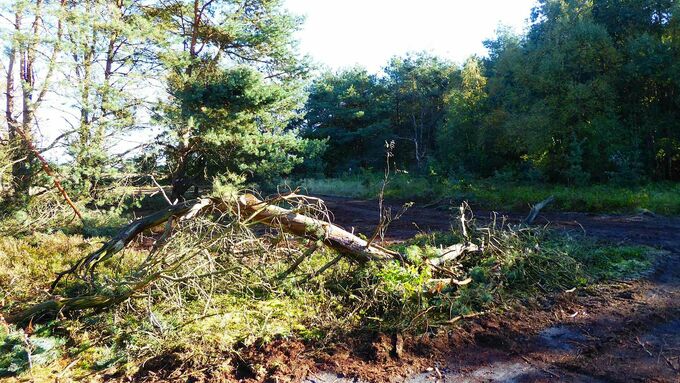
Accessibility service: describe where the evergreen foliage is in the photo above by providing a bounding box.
[303,0,680,183]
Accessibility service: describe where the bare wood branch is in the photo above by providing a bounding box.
[523,196,555,226]
[150,175,174,205]
[428,243,480,266]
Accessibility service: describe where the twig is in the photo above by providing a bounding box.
[366,140,396,247]
[0,156,27,173]
[661,353,678,372]
[459,202,469,240]
[305,254,343,282]
[636,336,653,356]
[277,243,318,280]
[150,175,174,205]
[13,126,83,221]
[445,311,487,325]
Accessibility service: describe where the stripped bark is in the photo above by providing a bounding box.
[232,194,399,263]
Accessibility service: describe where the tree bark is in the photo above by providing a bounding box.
[232,194,399,263]
[6,0,65,196]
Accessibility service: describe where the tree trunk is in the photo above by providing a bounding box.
[232,194,398,263]
[7,9,33,196]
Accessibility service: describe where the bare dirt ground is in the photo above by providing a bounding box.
[134,195,680,383]
[301,196,680,383]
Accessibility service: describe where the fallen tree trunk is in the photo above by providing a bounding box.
[50,193,398,291]
[232,194,399,262]
[7,193,407,324]
[7,274,158,324]
[6,192,549,325]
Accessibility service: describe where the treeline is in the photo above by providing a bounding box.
[302,0,680,184]
[2,0,679,208]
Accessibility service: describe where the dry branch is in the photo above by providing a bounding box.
[523,195,555,226]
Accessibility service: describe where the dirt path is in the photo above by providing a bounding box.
[305,196,680,383]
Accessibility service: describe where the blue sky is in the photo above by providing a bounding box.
[285,0,538,72]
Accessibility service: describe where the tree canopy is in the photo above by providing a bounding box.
[2,0,680,205]
[302,0,680,183]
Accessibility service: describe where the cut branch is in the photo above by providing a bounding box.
[47,193,400,294]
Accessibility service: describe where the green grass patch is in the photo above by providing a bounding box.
[389,229,656,319]
[289,173,680,214]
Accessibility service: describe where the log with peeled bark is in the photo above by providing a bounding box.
[231,194,400,262]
